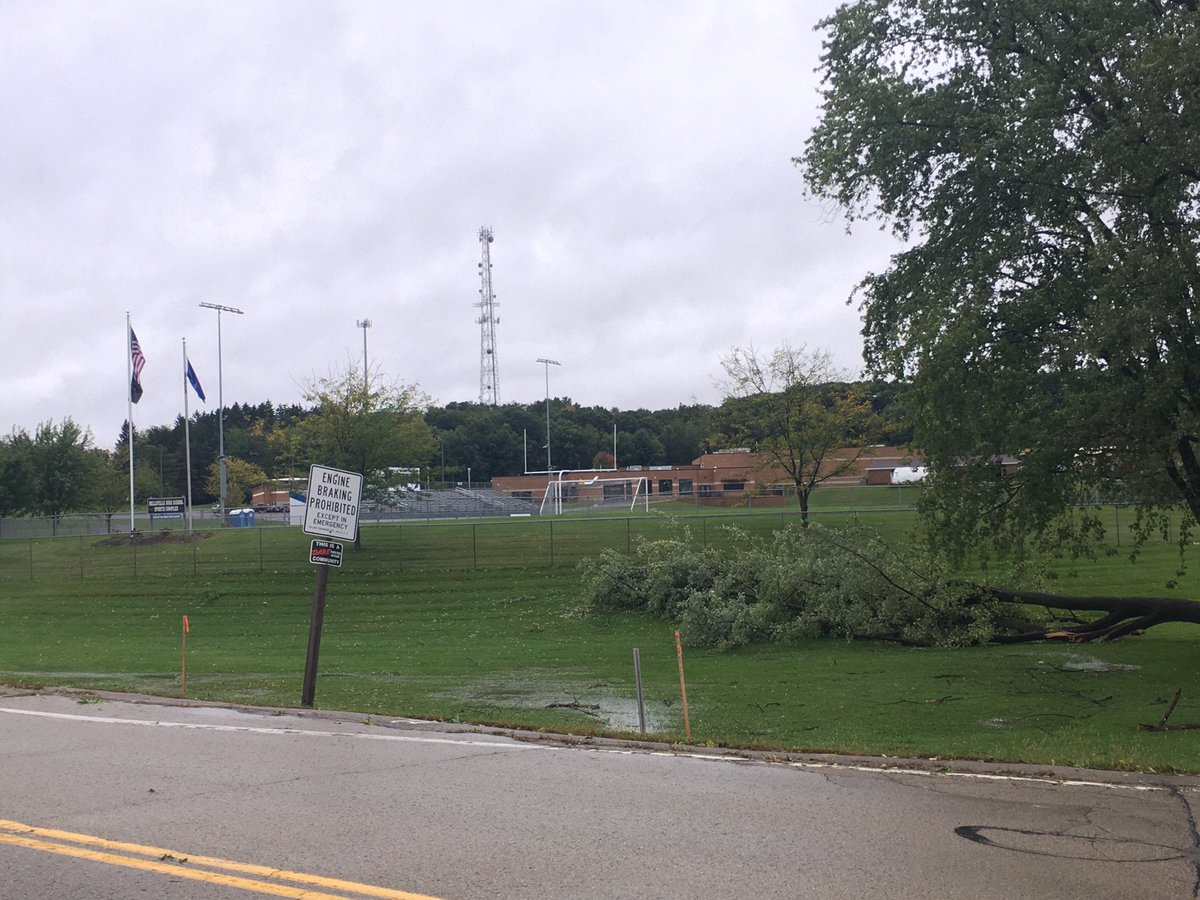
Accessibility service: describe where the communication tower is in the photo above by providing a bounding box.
[476,226,500,405]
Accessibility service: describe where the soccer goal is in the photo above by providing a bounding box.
[539,474,649,515]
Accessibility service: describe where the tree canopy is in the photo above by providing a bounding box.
[718,344,879,521]
[296,368,435,504]
[203,457,268,508]
[0,420,102,524]
[802,0,1200,556]
[0,429,35,517]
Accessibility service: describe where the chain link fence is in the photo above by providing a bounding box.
[0,506,908,581]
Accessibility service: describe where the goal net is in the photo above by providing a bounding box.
[539,475,649,515]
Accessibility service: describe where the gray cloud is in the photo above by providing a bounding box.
[1,0,900,444]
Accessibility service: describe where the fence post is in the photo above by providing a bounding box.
[398,524,403,571]
[132,532,138,579]
[79,534,84,579]
[192,532,198,577]
[627,518,631,556]
[549,520,555,567]
[472,523,478,569]
[28,538,33,580]
[259,527,264,574]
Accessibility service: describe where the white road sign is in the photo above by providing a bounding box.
[302,465,363,541]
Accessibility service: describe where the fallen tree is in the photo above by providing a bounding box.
[579,523,1199,649]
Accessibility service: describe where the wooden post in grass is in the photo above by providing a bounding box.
[674,630,691,742]
[181,615,190,696]
[301,564,330,707]
[633,647,646,734]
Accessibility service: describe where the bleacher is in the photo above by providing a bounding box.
[360,488,539,521]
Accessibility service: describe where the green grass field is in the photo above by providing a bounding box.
[2,496,1198,773]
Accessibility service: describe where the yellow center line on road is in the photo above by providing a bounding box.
[0,819,445,900]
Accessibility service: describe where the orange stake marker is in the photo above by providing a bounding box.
[674,629,691,742]
[181,615,190,696]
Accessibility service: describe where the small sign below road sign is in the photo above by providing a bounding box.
[309,539,343,567]
[302,465,363,541]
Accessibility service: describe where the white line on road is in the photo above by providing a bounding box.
[0,707,543,750]
[1,705,1191,794]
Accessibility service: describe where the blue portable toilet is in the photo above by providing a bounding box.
[229,508,256,527]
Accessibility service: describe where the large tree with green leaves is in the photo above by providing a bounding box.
[803,0,1200,561]
[93,450,130,533]
[719,344,879,522]
[297,368,435,539]
[203,457,268,509]
[0,429,35,518]
[29,419,99,523]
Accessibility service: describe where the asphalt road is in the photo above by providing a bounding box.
[1,688,1197,899]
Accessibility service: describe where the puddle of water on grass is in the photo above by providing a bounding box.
[446,671,674,732]
[4,670,677,732]
[1058,655,1141,673]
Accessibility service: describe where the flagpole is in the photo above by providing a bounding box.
[183,338,194,532]
[127,312,136,533]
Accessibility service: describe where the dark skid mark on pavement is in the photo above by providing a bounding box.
[954,787,1200,895]
[954,824,1182,864]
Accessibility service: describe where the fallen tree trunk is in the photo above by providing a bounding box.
[981,587,1200,643]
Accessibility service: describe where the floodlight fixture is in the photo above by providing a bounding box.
[536,358,561,472]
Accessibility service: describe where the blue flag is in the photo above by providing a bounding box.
[186,358,206,402]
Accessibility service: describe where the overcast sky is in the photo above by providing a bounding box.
[2,0,901,445]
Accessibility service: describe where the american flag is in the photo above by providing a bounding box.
[130,327,146,404]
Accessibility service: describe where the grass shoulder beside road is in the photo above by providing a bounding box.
[1,504,1198,773]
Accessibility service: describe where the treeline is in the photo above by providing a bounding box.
[0,381,909,518]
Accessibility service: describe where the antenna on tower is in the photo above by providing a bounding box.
[476,226,500,405]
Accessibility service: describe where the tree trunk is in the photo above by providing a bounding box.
[980,587,1200,643]
[1167,436,1200,527]
[797,486,810,524]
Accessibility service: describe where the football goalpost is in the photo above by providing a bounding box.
[539,472,649,515]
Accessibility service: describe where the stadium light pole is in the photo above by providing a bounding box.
[536,358,561,472]
[200,302,244,526]
[356,318,372,392]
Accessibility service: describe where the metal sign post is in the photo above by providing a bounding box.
[300,465,362,707]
